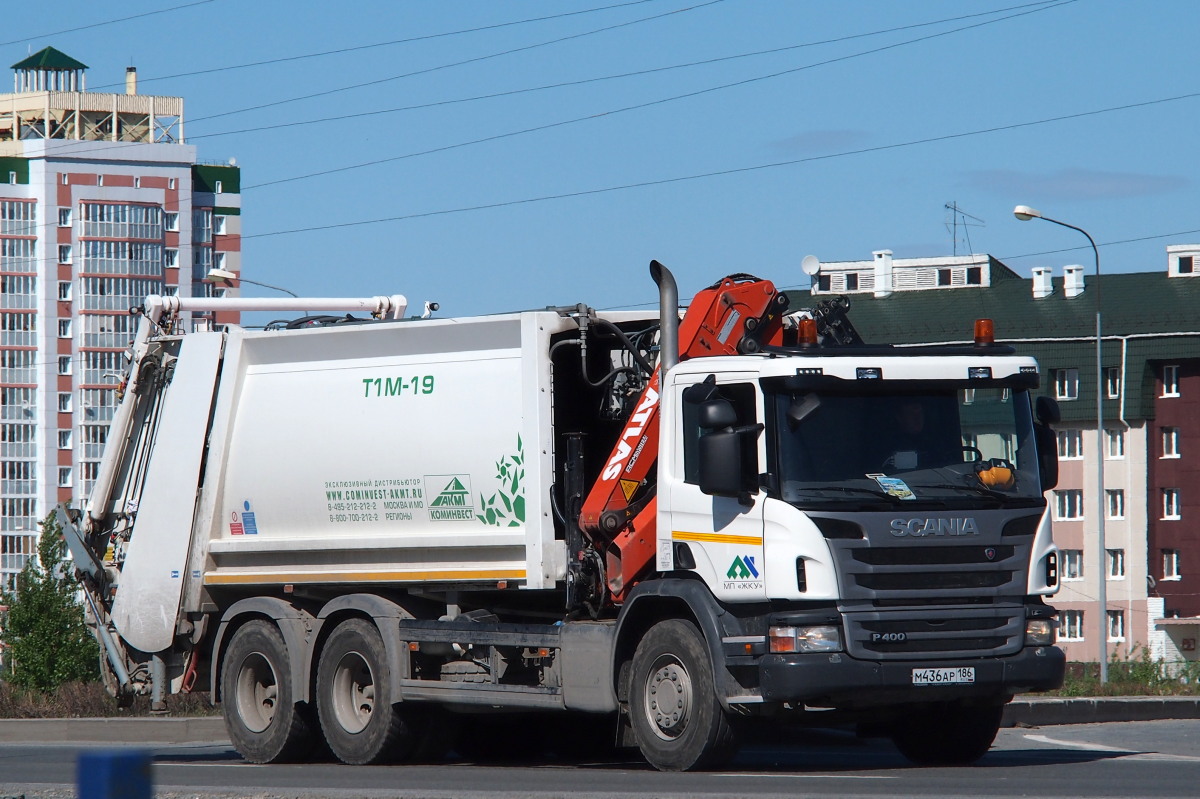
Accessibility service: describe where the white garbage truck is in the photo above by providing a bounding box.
[61,261,1064,771]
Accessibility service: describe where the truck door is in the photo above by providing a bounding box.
[663,378,767,602]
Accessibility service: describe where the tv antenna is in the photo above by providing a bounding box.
[944,202,985,256]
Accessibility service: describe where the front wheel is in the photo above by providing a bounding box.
[221,620,316,763]
[629,619,738,771]
[891,702,1004,765]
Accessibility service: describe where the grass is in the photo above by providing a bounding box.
[0,680,218,718]
[1044,652,1200,697]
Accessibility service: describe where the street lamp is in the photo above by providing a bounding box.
[1013,205,1107,683]
[206,267,298,298]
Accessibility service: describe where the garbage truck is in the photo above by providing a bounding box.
[60,261,1064,771]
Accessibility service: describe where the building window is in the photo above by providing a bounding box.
[1054,489,1084,520]
[1054,368,1079,401]
[57,467,72,488]
[58,430,72,449]
[1180,255,1194,274]
[214,252,227,270]
[1061,549,1084,580]
[1106,367,1121,398]
[1163,364,1180,397]
[58,244,71,264]
[1106,489,1125,520]
[164,212,179,232]
[214,180,223,193]
[1057,429,1083,460]
[1106,548,1125,580]
[164,249,178,268]
[937,268,952,286]
[58,281,72,301]
[1162,427,1180,458]
[6,171,15,184]
[57,393,72,413]
[1058,610,1084,641]
[214,215,227,235]
[58,207,72,227]
[57,319,71,338]
[1163,488,1181,520]
[97,175,104,187]
[1163,549,1182,580]
[1106,429,1125,459]
[61,173,68,185]
[1106,610,1125,642]
[168,177,176,190]
[57,356,71,375]
[134,177,141,189]
[845,273,859,291]
[966,266,982,285]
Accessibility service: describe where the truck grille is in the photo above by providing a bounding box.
[844,607,1024,660]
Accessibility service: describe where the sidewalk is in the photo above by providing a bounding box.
[0,697,1197,744]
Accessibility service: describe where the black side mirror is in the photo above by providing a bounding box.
[1034,396,1060,491]
[1036,395,1061,425]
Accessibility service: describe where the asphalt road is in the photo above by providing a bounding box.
[2,719,1199,799]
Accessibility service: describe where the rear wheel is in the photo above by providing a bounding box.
[317,618,422,764]
[221,620,315,763]
[891,702,1004,765]
[629,619,738,771]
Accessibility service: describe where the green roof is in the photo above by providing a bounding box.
[784,264,1200,423]
[11,47,87,71]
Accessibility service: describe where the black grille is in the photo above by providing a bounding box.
[855,571,1012,591]
[844,608,1024,660]
[865,636,1008,653]
[852,546,1014,566]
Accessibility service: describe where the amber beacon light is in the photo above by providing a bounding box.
[973,318,995,346]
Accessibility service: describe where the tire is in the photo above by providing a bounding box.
[221,620,316,764]
[316,618,418,765]
[629,619,738,771]
[891,702,1003,766]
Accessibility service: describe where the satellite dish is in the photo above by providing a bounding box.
[228,157,238,167]
[801,255,821,276]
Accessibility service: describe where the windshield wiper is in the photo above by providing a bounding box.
[789,485,901,501]
[915,482,1013,502]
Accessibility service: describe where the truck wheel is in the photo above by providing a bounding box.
[316,618,415,765]
[629,619,738,771]
[891,702,1003,765]
[222,620,315,763]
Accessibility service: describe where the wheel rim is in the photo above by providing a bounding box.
[642,653,692,741]
[234,652,278,734]
[331,649,375,734]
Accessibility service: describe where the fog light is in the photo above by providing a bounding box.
[769,624,842,654]
[1025,618,1055,646]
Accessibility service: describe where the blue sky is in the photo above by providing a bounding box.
[6,0,1198,315]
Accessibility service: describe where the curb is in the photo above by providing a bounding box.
[1003,696,1200,726]
[0,716,228,744]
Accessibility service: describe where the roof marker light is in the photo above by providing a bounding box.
[974,318,995,346]
[797,317,818,346]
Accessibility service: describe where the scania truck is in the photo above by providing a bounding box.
[60,261,1064,771]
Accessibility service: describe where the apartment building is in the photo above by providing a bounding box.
[0,47,240,586]
[789,247,1200,665]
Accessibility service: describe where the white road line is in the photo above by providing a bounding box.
[1023,733,1200,762]
[712,773,894,780]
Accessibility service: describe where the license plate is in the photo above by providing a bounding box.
[912,667,975,685]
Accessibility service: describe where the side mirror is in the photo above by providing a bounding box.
[698,430,744,498]
[697,398,737,429]
[1036,395,1061,425]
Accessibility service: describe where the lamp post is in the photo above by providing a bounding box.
[1013,205,1107,683]
[205,267,298,298]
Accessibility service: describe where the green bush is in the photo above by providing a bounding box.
[0,513,100,692]
[1051,645,1200,697]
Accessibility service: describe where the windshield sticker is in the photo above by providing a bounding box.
[867,474,916,500]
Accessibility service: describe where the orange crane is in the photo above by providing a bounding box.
[579,266,790,602]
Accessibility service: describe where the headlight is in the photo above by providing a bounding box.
[1025,618,1055,646]
[769,624,842,653]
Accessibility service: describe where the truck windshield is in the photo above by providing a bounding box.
[771,385,1044,509]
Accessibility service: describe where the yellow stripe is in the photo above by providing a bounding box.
[204,569,526,586]
[672,531,763,546]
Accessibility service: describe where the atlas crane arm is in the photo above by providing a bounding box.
[577,265,789,603]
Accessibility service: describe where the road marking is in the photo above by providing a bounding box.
[1023,734,1200,762]
[713,773,894,780]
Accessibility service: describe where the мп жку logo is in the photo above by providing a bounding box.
[426,475,474,521]
[727,555,759,580]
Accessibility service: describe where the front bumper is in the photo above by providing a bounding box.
[758,645,1064,707]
